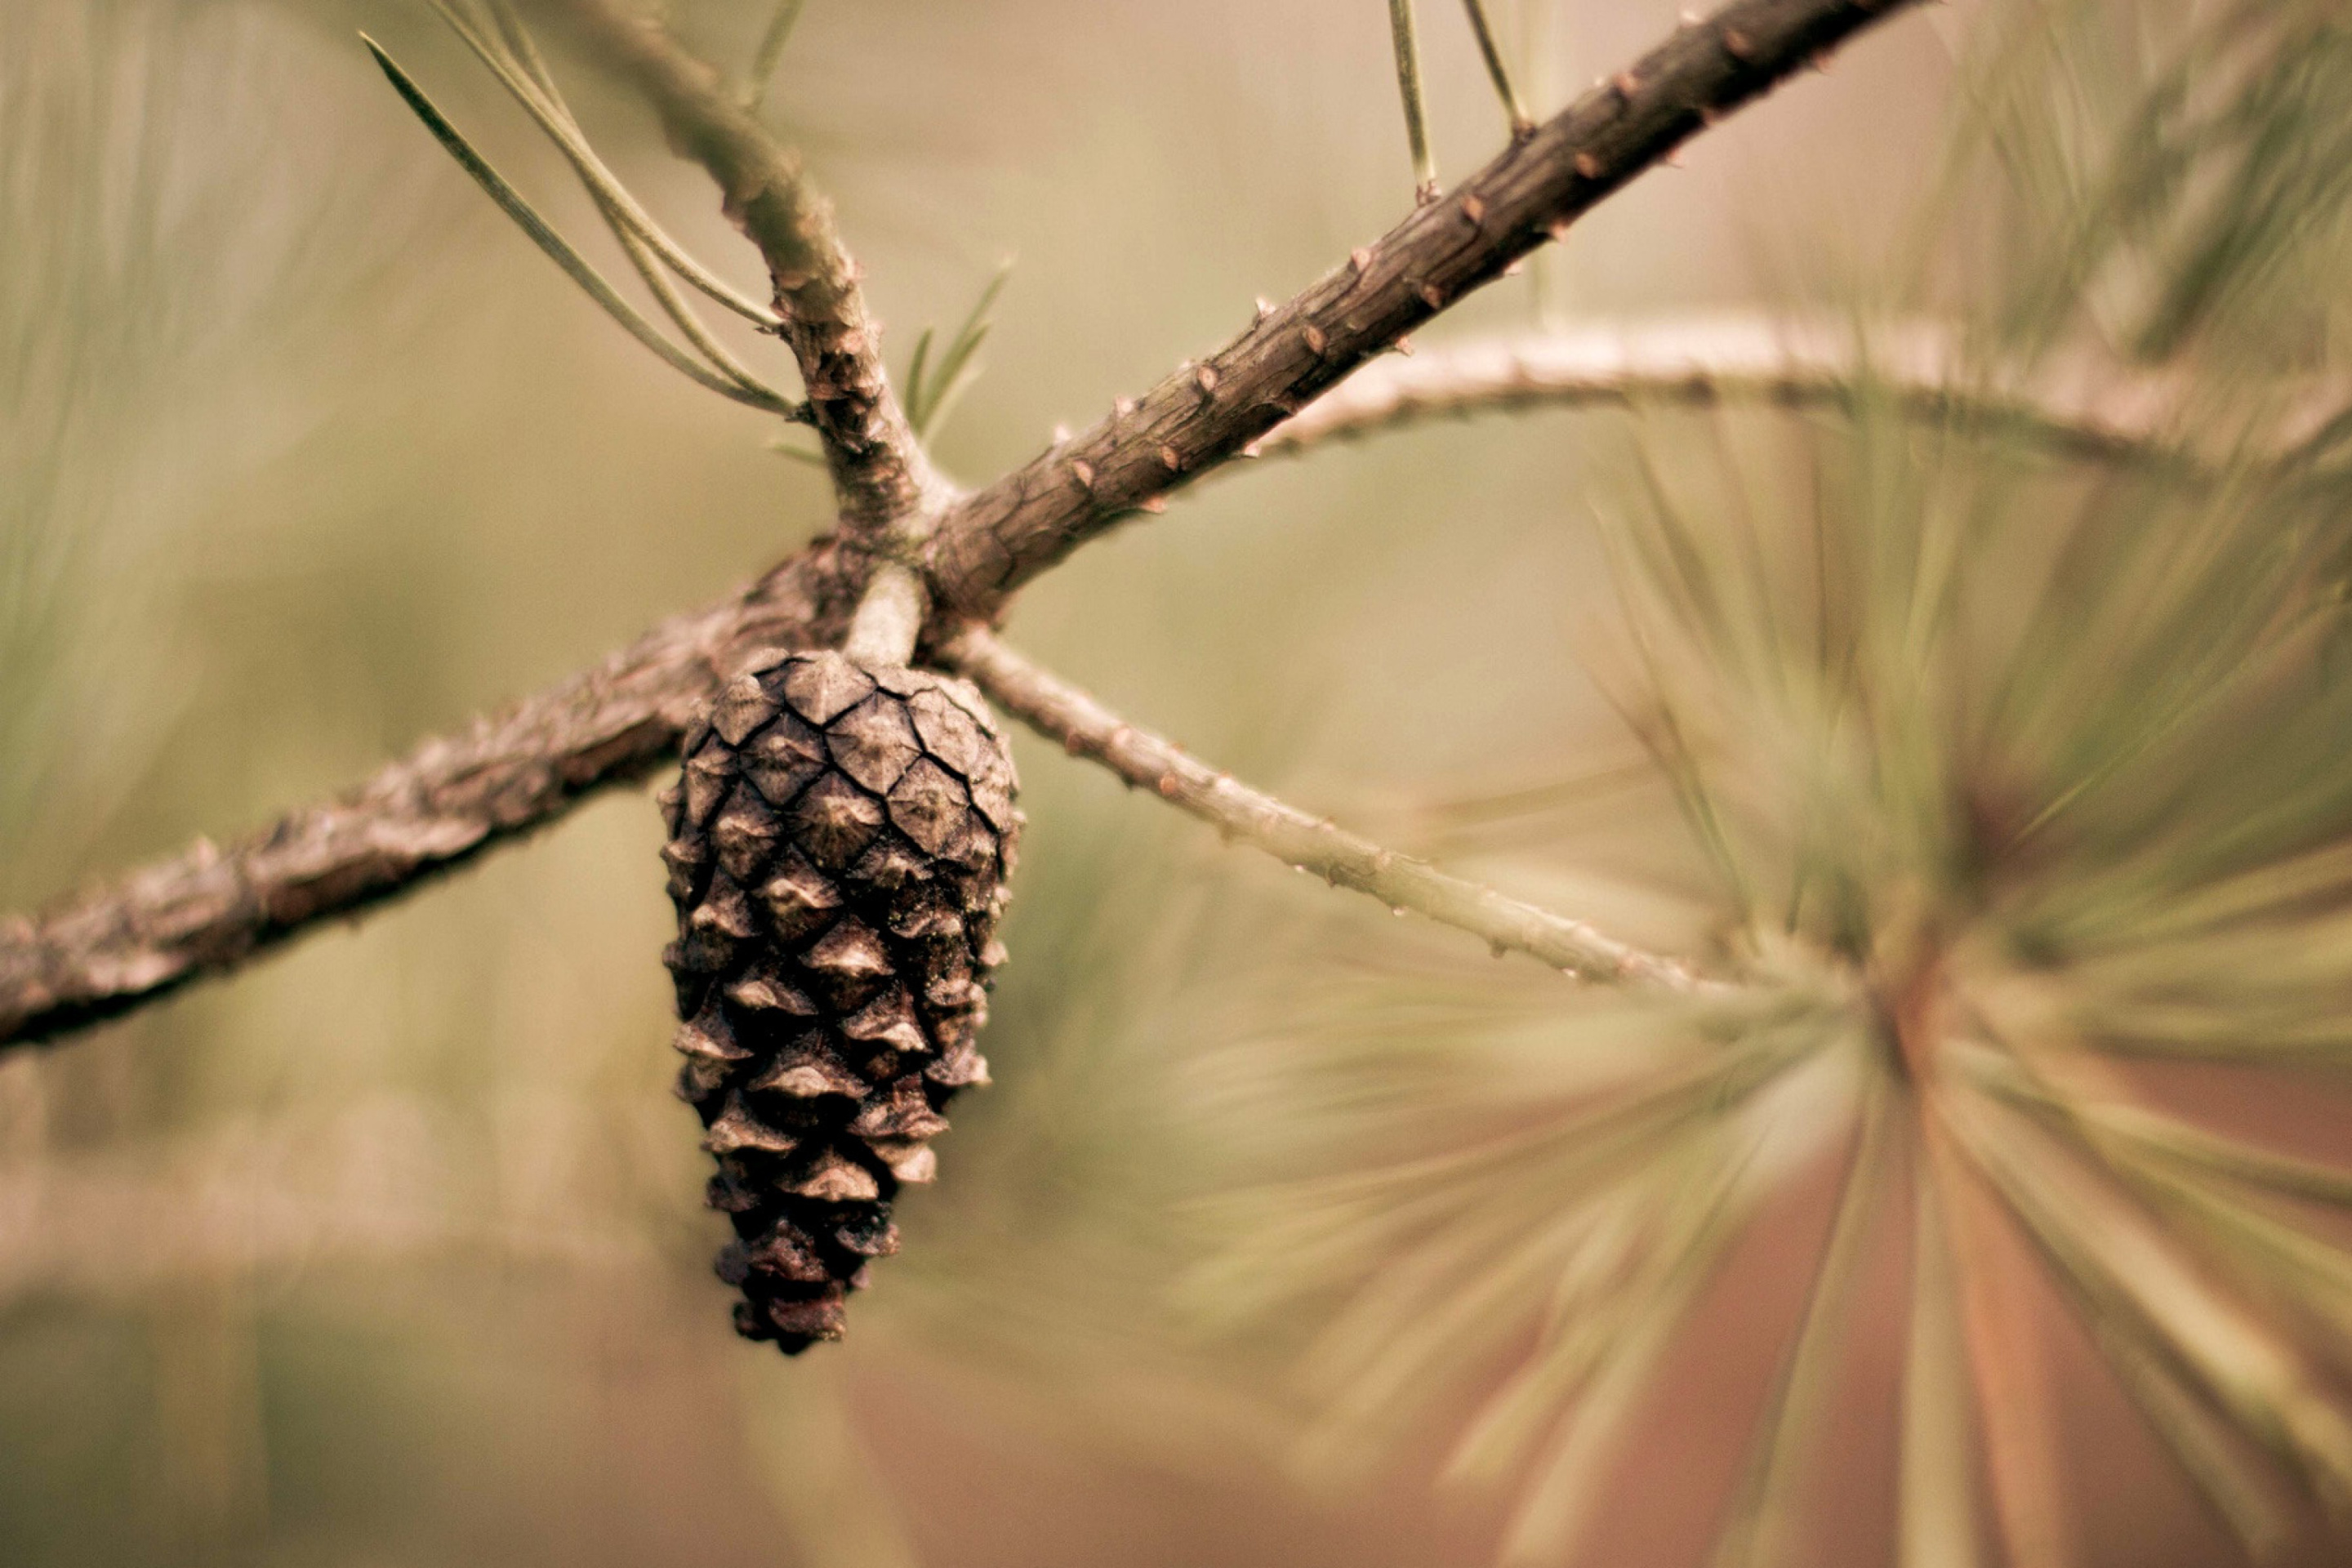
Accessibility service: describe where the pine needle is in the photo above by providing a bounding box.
[363,38,795,414]
[467,0,795,405]
[1952,1089,2352,1509]
[1386,0,1439,204]
[431,0,784,331]
[1499,1152,1761,1564]
[1710,1084,1890,1568]
[744,0,810,111]
[1899,1146,1986,1568]
[1460,0,1534,136]
[905,261,1013,443]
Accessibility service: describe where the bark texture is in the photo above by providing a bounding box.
[920,0,1929,616]
[662,648,1018,1349]
[0,548,858,1045]
[0,0,1926,1049]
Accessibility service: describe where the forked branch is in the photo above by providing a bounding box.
[0,0,1925,1049]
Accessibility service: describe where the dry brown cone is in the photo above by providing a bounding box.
[657,648,1020,1352]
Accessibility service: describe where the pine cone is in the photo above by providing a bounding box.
[657,648,1020,1352]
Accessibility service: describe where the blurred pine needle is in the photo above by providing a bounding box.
[16,1,2352,1565]
[1187,2,2352,1561]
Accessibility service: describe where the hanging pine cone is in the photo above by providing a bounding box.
[657,647,1020,1352]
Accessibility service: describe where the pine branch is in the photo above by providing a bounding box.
[0,0,1922,1050]
[743,0,808,111]
[938,629,1711,991]
[0,547,863,1047]
[920,0,1931,617]
[534,0,949,538]
[1246,317,2214,467]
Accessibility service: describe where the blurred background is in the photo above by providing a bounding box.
[8,1,2352,1565]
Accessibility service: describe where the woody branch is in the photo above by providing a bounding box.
[938,630,1709,990]
[1247,317,2261,468]
[0,0,1927,1048]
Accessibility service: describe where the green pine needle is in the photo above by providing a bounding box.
[904,261,1013,444]
[363,37,795,416]
[744,0,810,111]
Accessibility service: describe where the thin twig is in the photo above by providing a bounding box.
[0,0,1925,1049]
[1388,0,1441,203]
[1249,319,2352,474]
[937,628,1710,991]
[1245,318,2246,468]
[1463,0,1536,136]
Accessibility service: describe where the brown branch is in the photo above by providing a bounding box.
[938,629,1711,991]
[0,0,1922,1049]
[0,547,859,1046]
[535,0,950,537]
[1246,316,2209,466]
[920,0,1929,617]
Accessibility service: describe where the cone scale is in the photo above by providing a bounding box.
[657,648,1020,1351]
